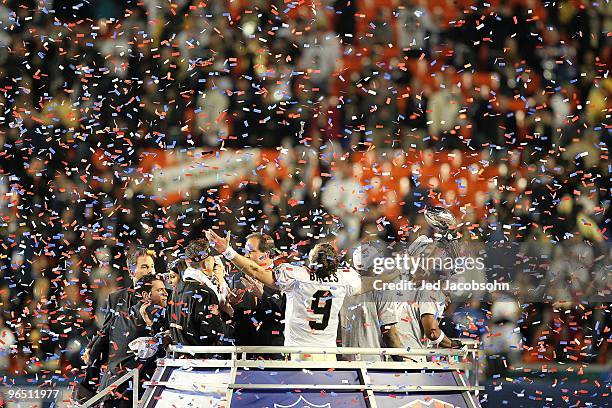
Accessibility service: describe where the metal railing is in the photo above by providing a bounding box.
[166,342,482,389]
[168,344,472,358]
[76,341,481,407]
[72,369,139,408]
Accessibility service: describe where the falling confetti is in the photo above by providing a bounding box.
[0,0,609,407]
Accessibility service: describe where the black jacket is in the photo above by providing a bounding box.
[169,279,227,348]
[106,288,133,316]
[229,272,285,349]
[88,287,133,359]
[89,301,167,401]
[256,287,285,347]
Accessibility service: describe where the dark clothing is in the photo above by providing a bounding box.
[103,398,133,408]
[76,287,134,401]
[229,272,285,358]
[89,301,168,405]
[253,287,286,347]
[89,288,133,355]
[169,279,227,348]
[106,288,134,315]
[228,273,258,347]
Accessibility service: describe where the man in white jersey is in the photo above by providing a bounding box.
[339,242,402,361]
[204,230,401,361]
[395,280,449,361]
[395,218,464,361]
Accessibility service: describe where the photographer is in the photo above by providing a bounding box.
[77,247,156,402]
[88,275,169,407]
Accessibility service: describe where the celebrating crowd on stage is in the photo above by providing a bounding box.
[76,207,467,406]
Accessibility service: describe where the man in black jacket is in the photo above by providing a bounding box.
[228,233,285,358]
[78,247,156,401]
[89,274,169,408]
[168,239,231,349]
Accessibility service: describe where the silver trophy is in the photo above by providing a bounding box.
[424,206,461,259]
[424,206,456,230]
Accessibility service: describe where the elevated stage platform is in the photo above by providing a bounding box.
[137,345,482,408]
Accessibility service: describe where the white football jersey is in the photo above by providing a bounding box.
[395,289,446,361]
[340,290,400,361]
[275,263,362,347]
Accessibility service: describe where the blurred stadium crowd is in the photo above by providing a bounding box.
[0,0,609,377]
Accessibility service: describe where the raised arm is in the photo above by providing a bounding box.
[204,230,277,288]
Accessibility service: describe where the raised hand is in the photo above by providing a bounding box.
[227,289,244,306]
[205,229,230,253]
[220,300,234,317]
[139,302,154,327]
[241,275,264,299]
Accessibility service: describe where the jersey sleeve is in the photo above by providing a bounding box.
[417,290,446,319]
[273,263,297,292]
